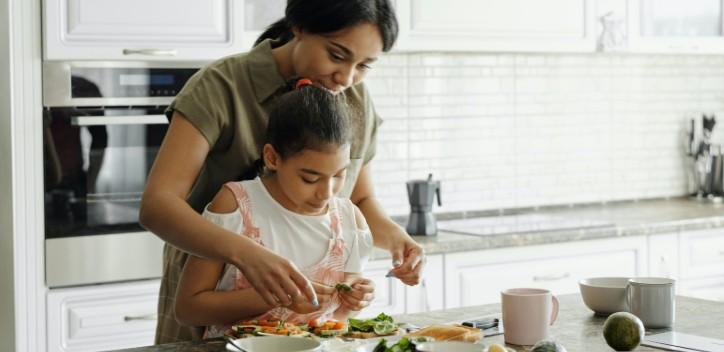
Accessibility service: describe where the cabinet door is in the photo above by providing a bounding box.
[648,233,680,279]
[47,280,160,352]
[395,0,595,52]
[444,236,648,308]
[405,254,444,313]
[627,0,724,53]
[358,258,406,318]
[44,0,245,60]
[679,228,724,279]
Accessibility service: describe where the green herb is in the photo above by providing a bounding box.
[335,283,352,292]
[348,313,395,332]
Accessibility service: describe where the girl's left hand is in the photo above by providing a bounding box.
[338,277,375,311]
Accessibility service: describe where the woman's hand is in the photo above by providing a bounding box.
[338,277,375,312]
[232,244,319,308]
[288,282,335,314]
[386,228,425,286]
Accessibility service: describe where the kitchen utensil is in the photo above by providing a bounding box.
[501,288,559,346]
[225,336,322,352]
[626,277,676,329]
[579,277,629,316]
[406,173,442,236]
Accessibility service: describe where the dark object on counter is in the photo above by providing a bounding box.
[406,173,441,236]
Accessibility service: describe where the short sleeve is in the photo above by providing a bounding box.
[360,85,383,165]
[165,64,235,148]
[201,203,244,234]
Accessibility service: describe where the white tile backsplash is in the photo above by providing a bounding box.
[366,52,724,216]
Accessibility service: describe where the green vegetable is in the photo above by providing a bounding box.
[374,320,398,335]
[603,312,645,351]
[530,340,567,352]
[335,283,352,292]
[372,337,416,352]
[348,313,395,332]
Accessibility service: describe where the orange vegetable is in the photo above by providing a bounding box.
[333,321,345,330]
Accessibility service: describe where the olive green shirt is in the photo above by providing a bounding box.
[155,39,382,343]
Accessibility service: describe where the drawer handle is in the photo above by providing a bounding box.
[124,313,157,322]
[122,48,177,56]
[533,273,570,282]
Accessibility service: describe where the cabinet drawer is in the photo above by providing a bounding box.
[47,280,160,352]
[680,229,724,279]
[445,236,648,308]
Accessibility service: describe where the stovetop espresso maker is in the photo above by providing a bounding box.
[406,174,441,236]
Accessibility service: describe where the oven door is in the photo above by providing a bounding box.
[44,107,167,287]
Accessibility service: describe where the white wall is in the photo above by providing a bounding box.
[366,53,724,216]
[0,0,17,349]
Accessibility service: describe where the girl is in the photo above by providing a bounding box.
[141,0,425,342]
[173,81,375,337]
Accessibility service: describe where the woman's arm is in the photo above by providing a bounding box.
[140,112,316,306]
[350,165,425,285]
[175,255,275,326]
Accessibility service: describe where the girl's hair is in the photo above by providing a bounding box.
[250,82,351,177]
[255,0,398,52]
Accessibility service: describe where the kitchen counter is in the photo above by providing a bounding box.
[116,294,724,352]
[372,197,724,259]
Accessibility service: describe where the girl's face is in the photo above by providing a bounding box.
[264,143,351,215]
[291,23,384,94]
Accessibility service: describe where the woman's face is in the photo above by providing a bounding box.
[291,23,384,94]
[264,143,351,215]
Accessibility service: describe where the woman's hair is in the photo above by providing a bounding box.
[255,0,398,52]
[254,82,351,176]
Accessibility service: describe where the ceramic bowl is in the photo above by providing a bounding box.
[225,336,322,351]
[579,277,629,316]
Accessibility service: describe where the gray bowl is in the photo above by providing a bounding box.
[579,277,629,316]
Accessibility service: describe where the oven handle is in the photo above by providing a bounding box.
[71,114,169,126]
[122,48,177,56]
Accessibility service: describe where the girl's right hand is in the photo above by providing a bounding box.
[234,245,318,308]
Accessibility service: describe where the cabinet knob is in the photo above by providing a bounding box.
[122,48,177,56]
[124,313,157,321]
[533,272,570,282]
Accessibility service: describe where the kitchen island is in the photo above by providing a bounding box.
[116,294,724,351]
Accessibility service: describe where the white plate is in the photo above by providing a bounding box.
[226,335,322,351]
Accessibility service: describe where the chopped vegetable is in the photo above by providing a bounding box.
[335,283,352,292]
[348,312,397,334]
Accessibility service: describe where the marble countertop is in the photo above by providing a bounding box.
[372,197,724,259]
[116,294,724,352]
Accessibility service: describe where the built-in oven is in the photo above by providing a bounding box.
[43,61,202,287]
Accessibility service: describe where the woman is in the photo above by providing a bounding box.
[139,0,425,343]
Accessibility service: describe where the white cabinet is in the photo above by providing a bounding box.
[648,233,680,279]
[394,0,596,52]
[444,236,648,308]
[43,0,284,61]
[358,258,406,318]
[405,254,444,314]
[679,229,724,279]
[47,280,160,352]
[627,0,724,53]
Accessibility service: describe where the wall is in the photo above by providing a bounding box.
[366,53,724,216]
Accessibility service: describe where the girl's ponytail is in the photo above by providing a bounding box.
[254,18,294,48]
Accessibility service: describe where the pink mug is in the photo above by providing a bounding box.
[501,288,559,345]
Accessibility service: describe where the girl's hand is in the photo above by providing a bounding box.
[387,230,425,286]
[288,282,335,314]
[338,277,375,312]
[234,245,318,308]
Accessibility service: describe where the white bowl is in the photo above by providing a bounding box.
[415,341,486,352]
[579,277,629,316]
[226,336,322,351]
